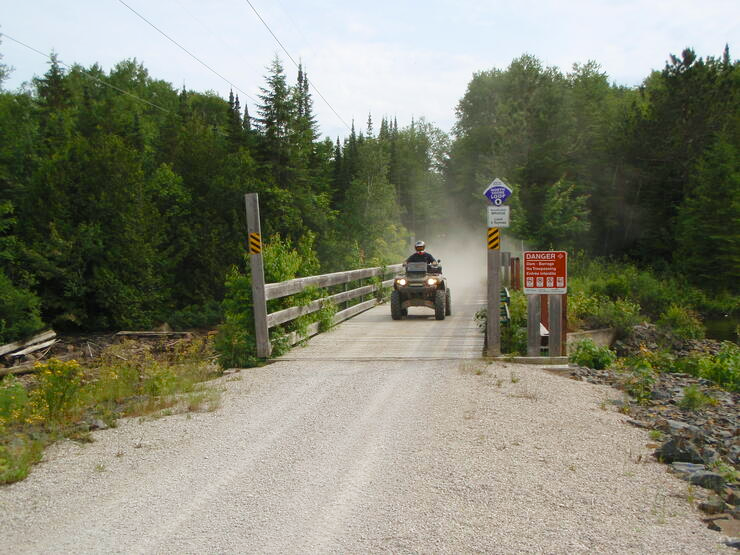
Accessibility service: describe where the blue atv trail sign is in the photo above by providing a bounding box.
[483,178,512,206]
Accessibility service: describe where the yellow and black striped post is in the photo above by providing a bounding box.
[245,194,271,358]
[487,227,501,250]
[248,232,262,254]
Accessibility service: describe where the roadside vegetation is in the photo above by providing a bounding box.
[0,336,220,485]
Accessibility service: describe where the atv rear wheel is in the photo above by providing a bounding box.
[445,289,452,316]
[391,290,403,320]
[435,289,446,320]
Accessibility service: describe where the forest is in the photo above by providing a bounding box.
[0,41,738,345]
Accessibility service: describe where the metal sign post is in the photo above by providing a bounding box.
[244,193,272,358]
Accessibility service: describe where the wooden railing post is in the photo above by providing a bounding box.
[527,295,541,357]
[548,294,563,357]
[245,193,271,358]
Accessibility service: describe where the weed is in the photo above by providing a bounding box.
[615,354,656,404]
[0,438,43,485]
[185,389,221,412]
[679,385,716,411]
[510,371,520,384]
[31,358,84,423]
[649,429,664,441]
[710,461,739,483]
[94,463,106,472]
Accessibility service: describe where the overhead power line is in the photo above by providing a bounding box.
[242,0,352,132]
[116,0,258,104]
[0,32,170,113]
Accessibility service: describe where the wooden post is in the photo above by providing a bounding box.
[502,252,511,287]
[561,293,568,356]
[527,295,541,357]
[548,294,563,357]
[487,228,501,356]
[245,193,271,358]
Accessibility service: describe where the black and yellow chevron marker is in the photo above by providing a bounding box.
[248,232,262,254]
[487,227,500,250]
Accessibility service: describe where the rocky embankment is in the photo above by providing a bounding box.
[568,325,739,544]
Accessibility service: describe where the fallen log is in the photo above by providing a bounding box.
[0,330,57,357]
[9,339,58,358]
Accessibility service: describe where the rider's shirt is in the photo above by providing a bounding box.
[406,252,436,264]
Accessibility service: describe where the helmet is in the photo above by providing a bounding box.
[415,240,425,252]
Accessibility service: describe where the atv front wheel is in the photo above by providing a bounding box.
[435,289,446,320]
[445,289,452,316]
[391,290,403,320]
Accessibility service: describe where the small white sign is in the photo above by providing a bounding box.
[487,206,510,227]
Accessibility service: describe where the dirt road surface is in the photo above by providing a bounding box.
[0,290,731,553]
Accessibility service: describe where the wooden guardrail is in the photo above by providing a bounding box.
[265,263,404,348]
[245,192,403,357]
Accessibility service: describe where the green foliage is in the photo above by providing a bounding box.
[31,358,84,423]
[679,385,716,411]
[614,355,656,403]
[0,270,44,343]
[569,339,616,369]
[0,375,29,425]
[657,304,705,341]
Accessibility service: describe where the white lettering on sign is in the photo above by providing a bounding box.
[525,252,556,260]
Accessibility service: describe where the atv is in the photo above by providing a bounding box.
[390,261,451,320]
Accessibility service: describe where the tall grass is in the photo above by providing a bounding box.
[0,336,222,484]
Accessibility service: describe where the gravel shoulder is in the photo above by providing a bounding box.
[0,355,732,554]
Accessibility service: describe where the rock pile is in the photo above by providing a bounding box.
[568,363,739,544]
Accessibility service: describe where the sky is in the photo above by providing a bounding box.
[1,0,738,141]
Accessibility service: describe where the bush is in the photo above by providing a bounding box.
[0,270,44,344]
[657,304,705,341]
[679,385,716,411]
[30,359,84,424]
[615,355,656,403]
[569,339,616,369]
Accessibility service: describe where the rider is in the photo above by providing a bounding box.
[406,240,436,265]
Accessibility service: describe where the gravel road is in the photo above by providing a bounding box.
[0,292,732,553]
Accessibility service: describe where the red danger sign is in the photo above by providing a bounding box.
[523,251,567,294]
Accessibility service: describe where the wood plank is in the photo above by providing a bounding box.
[9,339,57,357]
[0,330,56,357]
[265,264,403,301]
[115,331,190,338]
[286,299,379,346]
[267,284,378,328]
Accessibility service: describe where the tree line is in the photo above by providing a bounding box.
[446,47,738,293]
[0,48,447,342]
[0,43,737,343]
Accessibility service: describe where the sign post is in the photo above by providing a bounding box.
[523,251,567,357]
[245,193,272,358]
[483,178,512,357]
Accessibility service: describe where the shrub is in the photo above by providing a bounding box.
[657,304,705,341]
[569,339,616,369]
[615,352,656,403]
[679,385,716,411]
[30,359,84,424]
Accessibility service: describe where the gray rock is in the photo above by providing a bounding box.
[669,462,706,479]
[656,437,704,464]
[699,495,727,514]
[690,471,727,493]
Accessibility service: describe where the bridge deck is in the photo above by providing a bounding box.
[277,289,485,360]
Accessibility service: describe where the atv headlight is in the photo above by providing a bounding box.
[396,278,407,286]
[426,278,438,286]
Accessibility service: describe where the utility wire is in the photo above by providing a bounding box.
[242,0,352,131]
[116,0,258,104]
[1,32,170,113]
